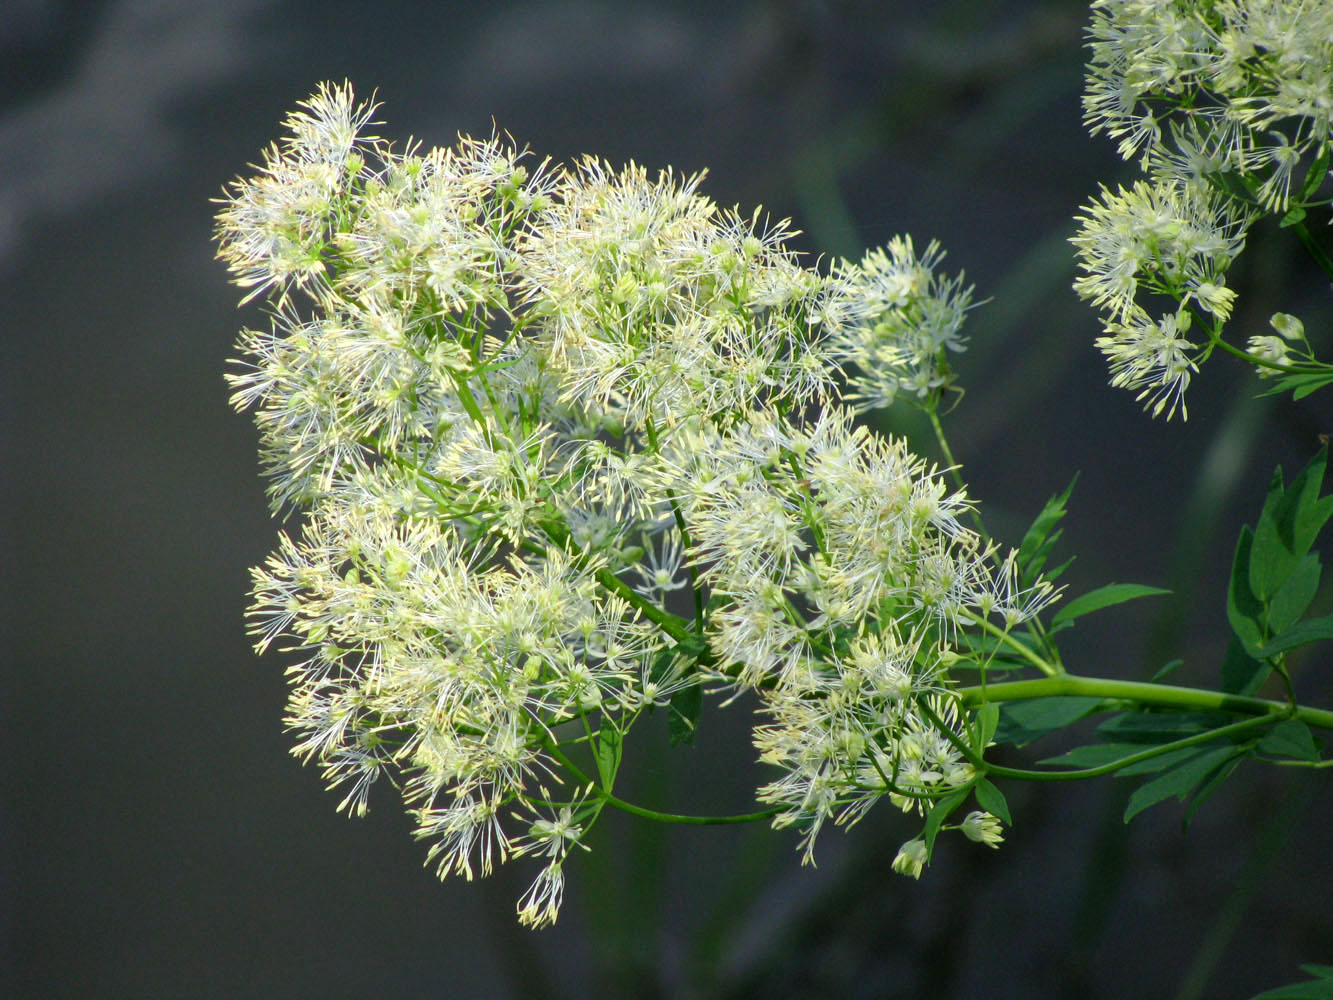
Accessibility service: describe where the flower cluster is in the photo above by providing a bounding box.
[1073,0,1332,417]
[823,237,975,411]
[218,83,1052,925]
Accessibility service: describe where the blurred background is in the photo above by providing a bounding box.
[4,1,1331,997]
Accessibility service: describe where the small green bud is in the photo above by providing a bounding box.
[1269,312,1304,341]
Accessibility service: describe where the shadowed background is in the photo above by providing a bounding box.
[4,1,1331,997]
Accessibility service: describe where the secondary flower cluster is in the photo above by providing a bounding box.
[1073,0,1331,417]
[218,83,1052,925]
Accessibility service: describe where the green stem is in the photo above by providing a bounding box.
[920,698,1273,782]
[956,673,1333,731]
[542,738,779,825]
[964,612,1060,677]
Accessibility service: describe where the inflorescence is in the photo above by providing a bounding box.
[217,82,1054,926]
[1074,0,1331,417]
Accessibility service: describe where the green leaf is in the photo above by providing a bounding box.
[1253,613,1333,658]
[1252,466,1296,601]
[594,722,622,791]
[1115,745,1207,777]
[1221,635,1270,696]
[1039,743,1142,769]
[923,785,973,855]
[1043,554,1077,585]
[1097,711,1233,744]
[1258,372,1333,401]
[667,681,702,747]
[1292,454,1333,557]
[1123,745,1243,823]
[1151,658,1184,682]
[1205,169,1258,204]
[1257,719,1320,762]
[1252,968,1333,1000]
[1246,446,1333,608]
[1228,525,1266,657]
[994,696,1103,747]
[1280,205,1308,228]
[1297,145,1331,202]
[1181,755,1244,831]
[974,702,1000,753]
[1050,583,1171,627]
[1016,476,1077,588]
[1268,553,1321,634]
[973,778,1011,825]
[1294,374,1333,400]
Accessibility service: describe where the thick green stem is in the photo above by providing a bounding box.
[957,673,1333,731]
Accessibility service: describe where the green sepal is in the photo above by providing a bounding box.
[972,778,1011,825]
[1122,745,1244,823]
[594,721,623,791]
[923,784,974,857]
[1257,719,1321,762]
[1050,583,1171,627]
[994,696,1102,747]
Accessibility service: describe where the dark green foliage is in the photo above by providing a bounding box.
[994,696,1103,747]
[1121,745,1245,823]
[1016,475,1077,589]
[1228,446,1333,660]
[1251,965,1333,1000]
